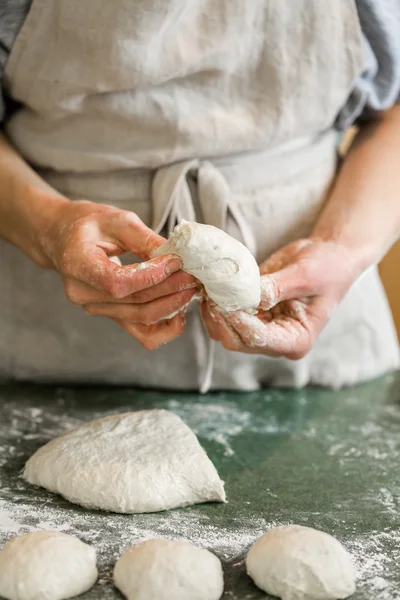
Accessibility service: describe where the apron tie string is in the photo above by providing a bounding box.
[152,160,256,393]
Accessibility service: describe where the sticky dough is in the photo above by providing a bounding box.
[114,539,224,600]
[246,525,356,600]
[23,410,226,514]
[152,220,261,312]
[0,531,97,600]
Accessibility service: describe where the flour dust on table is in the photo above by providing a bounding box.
[114,539,224,600]
[152,220,261,312]
[0,531,98,600]
[23,410,226,513]
[246,525,356,600]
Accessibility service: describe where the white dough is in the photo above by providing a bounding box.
[152,220,261,312]
[0,531,97,600]
[23,410,226,513]
[114,539,224,600]
[246,525,356,600]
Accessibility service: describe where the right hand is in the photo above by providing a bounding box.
[41,199,198,349]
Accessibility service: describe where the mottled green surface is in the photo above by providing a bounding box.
[1,374,400,599]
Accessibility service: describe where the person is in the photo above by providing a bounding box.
[0,0,399,392]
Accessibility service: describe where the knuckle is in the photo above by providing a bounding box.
[59,252,74,277]
[286,341,312,360]
[286,350,307,361]
[64,280,81,304]
[125,211,142,226]
[221,338,236,352]
[140,337,159,351]
[103,278,123,299]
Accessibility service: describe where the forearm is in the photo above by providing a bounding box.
[313,105,400,272]
[0,133,69,267]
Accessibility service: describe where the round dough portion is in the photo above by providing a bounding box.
[0,531,97,600]
[23,410,226,514]
[152,220,261,312]
[246,525,356,600]
[114,539,224,600]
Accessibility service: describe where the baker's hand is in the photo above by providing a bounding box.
[42,200,198,348]
[200,238,361,358]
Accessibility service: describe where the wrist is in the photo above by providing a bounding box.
[13,184,71,268]
[309,225,373,282]
[311,189,383,276]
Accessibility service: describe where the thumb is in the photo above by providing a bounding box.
[260,263,315,310]
[108,211,166,260]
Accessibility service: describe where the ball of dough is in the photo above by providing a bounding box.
[23,410,226,514]
[0,531,97,600]
[114,539,224,600]
[246,525,356,600]
[152,220,261,312]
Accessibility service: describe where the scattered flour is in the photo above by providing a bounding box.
[1,376,400,598]
[166,400,288,456]
[347,530,400,600]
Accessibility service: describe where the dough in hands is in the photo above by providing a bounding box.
[246,525,356,600]
[152,220,261,312]
[23,410,226,514]
[114,539,224,600]
[0,531,97,600]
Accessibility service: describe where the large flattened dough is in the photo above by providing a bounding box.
[23,410,226,513]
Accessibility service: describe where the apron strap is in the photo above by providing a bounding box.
[152,159,256,392]
[197,161,256,255]
[152,160,199,234]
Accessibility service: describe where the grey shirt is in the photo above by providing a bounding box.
[0,0,400,129]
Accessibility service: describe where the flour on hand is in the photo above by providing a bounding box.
[23,410,226,514]
[114,539,224,600]
[246,525,356,600]
[0,531,97,600]
[152,220,261,312]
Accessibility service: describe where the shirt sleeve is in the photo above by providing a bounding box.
[0,0,31,126]
[338,0,400,128]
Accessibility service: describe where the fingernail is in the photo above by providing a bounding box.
[165,258,182,275]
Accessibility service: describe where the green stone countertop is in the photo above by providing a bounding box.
[1,374,400,599]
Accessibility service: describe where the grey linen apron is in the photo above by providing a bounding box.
[1,0,399,390]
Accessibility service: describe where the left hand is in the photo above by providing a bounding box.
[200,238,363,359]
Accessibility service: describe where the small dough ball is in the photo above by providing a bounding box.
[152,220,261,312]
[246,525,356,600]
[0,531,98,600]
[114,539,224,600]
[23,410,225,514]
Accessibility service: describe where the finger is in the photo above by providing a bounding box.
[199,301,221,341]
[64,270,197,306]
[128,271,198,303]
[115,312,186,350]
[259,240,313,276]
[103,211,167,259]
[226,310,311,358]
[201,303,244,351]
[68,245,182,299]
[260,264,316,310]
[85,289,197,324]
